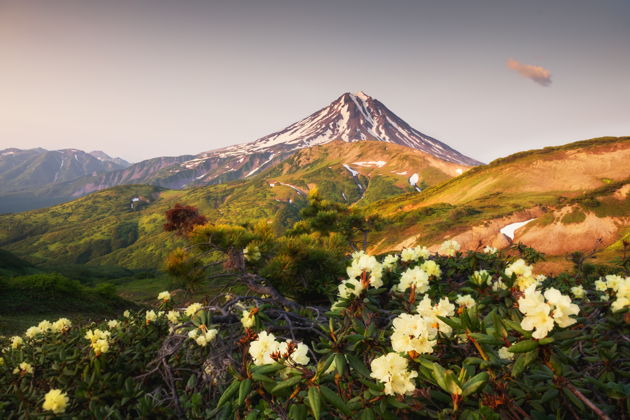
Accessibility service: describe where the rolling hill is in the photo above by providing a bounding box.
[0,141,466,268]
[365,136,630,261]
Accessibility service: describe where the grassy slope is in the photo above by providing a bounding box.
[365,136,630,252]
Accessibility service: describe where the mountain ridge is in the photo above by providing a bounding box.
[0,91,478,213]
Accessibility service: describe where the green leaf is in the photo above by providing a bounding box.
[507,340,539,353]
[251,363,285,375]
[252,372,275,384]
[431,363,448,390]
[511,350,538,377]
[346,354,371,378]
[462,372,489,397]
[317,353,335,376]
[360,407,376,420]
[271,375,302,395]
[289,404,308,420]
[308,387,321,420]
[335,353,347,376]
[217,379,240,408]
[444,371,463,395]
[320,385,352,416]
[492,310,508,338]
[238,379,252,406]
[244,409,260,420]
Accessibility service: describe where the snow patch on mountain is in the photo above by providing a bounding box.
[342,164,359,177]
[500,219,535,240]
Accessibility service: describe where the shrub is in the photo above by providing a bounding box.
[1,244,628,418]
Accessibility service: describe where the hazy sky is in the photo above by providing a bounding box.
[1,0,629,163]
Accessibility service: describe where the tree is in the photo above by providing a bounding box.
[163,204,207,237]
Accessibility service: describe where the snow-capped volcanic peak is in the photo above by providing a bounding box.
[205,91,480,166]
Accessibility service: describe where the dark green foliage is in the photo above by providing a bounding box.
[0,273,135,332]
[112,221,139,249]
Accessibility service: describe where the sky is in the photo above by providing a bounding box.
[0,0,629,163]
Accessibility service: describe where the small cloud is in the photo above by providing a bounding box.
[506,59,552,86]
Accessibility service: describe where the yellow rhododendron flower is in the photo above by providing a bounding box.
[420,260,441,278]
[85,329,111,355]
[52,318,72,333]
[416,295,455,335]
[400,246,430,262]
[184,303,203,317]
[346,253,384,288]
[248,331,280,366]
[543,288,580,328]
[471,269,489,286]
[455,294,476,308]
[157,291,171,302]
[570,285,585,299]
[167,310,181,324]
[123,310,131,318]
[25,326,42,339]
[13,362,33,375]
[370,352,418,396]
[382,254,399,270]
[594,279,608,292]
[107,320,120,329]
[338,278,364,299]
[241,309,256,329]
[517,286,555,339]
[92,339,109,355]
[145,310,157,324]
[398,267,430,293]
[10,336,23,349]
[611,277,630,312]
[194,329,218,347]
[43,389,69,414]
[37,320,52,332]
[439,239,460,257]
[278,341,310,365]
[390,313,437,354]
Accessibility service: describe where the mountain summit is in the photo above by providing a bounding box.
[210,91,481,166]
[0,91,479,213]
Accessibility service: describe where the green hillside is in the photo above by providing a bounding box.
[0,141,461,269]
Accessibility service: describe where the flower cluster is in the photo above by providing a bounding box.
[185,302,203,317]
[188,327,218,347]
[157,291,171,302]
[596,275,630,311]
[370,352,418,396]
[400,246,430,262]
[390,313,437,355]
[397,267,430,293]
[43,389,70,414]
[347,251,384,288]
[517,285,579,339]
[416,295,456,335]
[439,239,460,257]
[85,329,111,356]
[248,331,309,366]
[505,259,540,290]
[13,361,34,375]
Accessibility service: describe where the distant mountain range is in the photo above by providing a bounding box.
[0,91,479,213]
